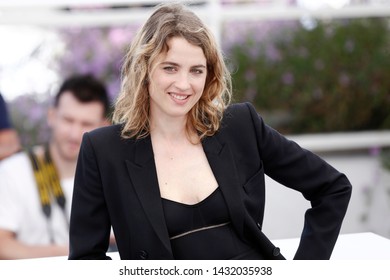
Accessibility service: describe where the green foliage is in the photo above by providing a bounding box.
[229,18,390,134]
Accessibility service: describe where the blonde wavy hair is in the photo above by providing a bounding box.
[112,2,232,140]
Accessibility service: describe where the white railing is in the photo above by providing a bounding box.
[287,130,390,153]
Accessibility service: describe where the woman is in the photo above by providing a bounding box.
[68,2,352,260]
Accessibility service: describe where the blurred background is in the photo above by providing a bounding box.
[0,0,389,239]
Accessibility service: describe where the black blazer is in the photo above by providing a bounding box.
[69,102,352,260]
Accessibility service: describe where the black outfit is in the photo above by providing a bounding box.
[162,187,264,260]
[69,102,352,260]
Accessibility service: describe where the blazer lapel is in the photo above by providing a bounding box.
[124,136,172,256]
[123,134,246,255]
[203,136,245,237]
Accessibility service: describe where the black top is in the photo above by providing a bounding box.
[162,187,264,260]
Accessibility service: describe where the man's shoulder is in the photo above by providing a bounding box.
[0,151,31,170]
[0,151,35,188]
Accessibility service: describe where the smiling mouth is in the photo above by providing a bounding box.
[169,93,189,100]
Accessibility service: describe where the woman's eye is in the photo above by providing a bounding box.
[191,68,204,74]
[163,66,176,72]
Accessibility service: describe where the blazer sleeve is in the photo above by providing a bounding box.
[245,102,352,259]
[68,132,112,260]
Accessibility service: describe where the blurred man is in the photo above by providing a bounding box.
[0,74,110,259]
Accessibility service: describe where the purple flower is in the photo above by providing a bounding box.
[369,146,381,157]
[265,45,282,62]
[281,72,294,85]
[57,26,136,101]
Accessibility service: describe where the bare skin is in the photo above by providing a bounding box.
[149,37,218,205]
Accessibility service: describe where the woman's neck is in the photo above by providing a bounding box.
[150,111,187,137]
[150,114,201,146]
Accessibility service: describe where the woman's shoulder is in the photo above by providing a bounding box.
[223,102,259,125]
[225,102,258,115]
[212,102,264,146]
[88,123,122,137]
[85,124,125,146]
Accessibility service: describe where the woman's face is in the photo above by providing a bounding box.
[148,36,207,122]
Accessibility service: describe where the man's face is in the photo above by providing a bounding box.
[48,91,106,162]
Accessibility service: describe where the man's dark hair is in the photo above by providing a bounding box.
[55,74,110,116]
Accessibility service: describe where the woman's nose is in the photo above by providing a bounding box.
[174,72,191,91]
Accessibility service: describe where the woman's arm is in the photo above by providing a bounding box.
[68,133,112,260]
[246,102,352,259]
